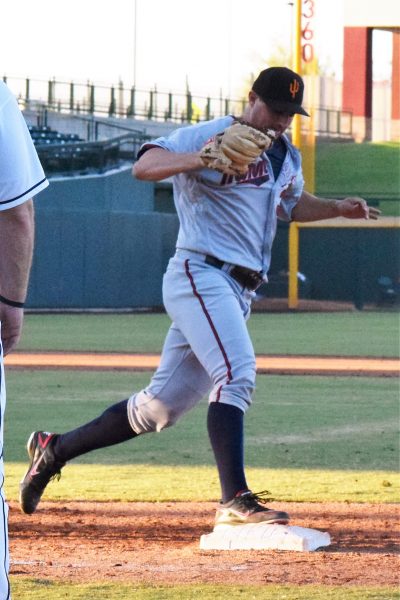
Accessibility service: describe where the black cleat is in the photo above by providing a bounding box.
[19,431,65,514]
[215,490,290,527]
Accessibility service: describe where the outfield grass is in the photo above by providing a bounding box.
[5,371,398,471]
[4,370,399,503]
[316,142,400,216]
[10,580,400,600]
[19,312,400,356]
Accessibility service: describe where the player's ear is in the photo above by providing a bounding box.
[248,91,258,106]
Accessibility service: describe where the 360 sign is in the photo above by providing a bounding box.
[301,0,315,63]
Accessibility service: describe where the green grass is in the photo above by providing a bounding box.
[19,313,171,353]
[4,370,399,503]
[10,580,400,600]
[5,463,398,503]
[316,142,400,216]
[249,312,399,357]
[19,312,400,356]
[5,371,399,471]
[375,199,400,216]
[5,312,399,505]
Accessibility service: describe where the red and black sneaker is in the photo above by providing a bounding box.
[19,431,65,514]
[215,490,289,527]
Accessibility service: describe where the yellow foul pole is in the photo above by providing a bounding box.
[288,222,299,310]
[292,0,302,148]
[288,0,303,308]
[288,0,317,309]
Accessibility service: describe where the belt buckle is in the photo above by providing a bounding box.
[230,266,263,291]
[206,257,264,291]
[246,271,263,291]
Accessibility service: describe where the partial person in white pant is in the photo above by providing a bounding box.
[0,81,48,599]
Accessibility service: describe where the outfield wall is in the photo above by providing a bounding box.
[27,171,399,309]
[28,167,179,308]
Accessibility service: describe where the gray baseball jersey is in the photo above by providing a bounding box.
[145,116,304,274]
[128,117,304,434]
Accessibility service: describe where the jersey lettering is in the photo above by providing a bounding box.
[220,159,269,187]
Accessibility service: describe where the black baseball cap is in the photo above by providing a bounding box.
[252,67,309,116]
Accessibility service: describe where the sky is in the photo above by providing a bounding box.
[1,0,393,99]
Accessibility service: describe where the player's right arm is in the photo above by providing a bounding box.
[133,147,203,181]
[0,83,47,356]
[0,199,34,355]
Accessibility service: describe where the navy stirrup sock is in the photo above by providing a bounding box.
[53,399,136,462]
[207,402,248,504]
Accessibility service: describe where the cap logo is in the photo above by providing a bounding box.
[289,79,300,99]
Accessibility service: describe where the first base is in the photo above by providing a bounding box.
[199,523,331,552]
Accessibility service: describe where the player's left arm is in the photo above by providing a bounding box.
[291,190,381,222]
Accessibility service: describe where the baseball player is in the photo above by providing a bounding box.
[19,67,379,527]
[0,81,48,599]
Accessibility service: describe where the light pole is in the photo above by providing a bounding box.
[133,0,137,88]
[287,1,294,70]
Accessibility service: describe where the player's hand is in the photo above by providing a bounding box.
[337,197,381,220]
[0,303,24,356]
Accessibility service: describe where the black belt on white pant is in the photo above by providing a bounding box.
[205,255,265,291]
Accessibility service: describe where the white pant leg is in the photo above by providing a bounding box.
[127,323,212,434]
[0,330,11,600]
[162,254,256,413]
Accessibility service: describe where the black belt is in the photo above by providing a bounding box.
[205,255,264,291]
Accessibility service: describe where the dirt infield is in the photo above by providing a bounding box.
[9,500,399,586]
[6,352,400,376]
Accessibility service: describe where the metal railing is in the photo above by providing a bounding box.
[6,75,244,123]
[4,75,353,138]
[34,132,150,176]
[29,108,150,143]
[314,107,353,138]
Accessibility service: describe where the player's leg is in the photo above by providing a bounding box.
[19,323,211,514]
[126,323,211,433]
[163,254,289,525]
[0,336,11,598]
[165,264,252,502]
[165,258,254,504]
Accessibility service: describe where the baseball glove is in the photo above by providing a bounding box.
[200,122,276,175]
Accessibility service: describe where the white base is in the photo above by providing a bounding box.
[199,523,331,552]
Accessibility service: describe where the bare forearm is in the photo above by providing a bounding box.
[291,191,340,222]
[0,200,35,302]
[292,191,380,222]
[133,148,203,181]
